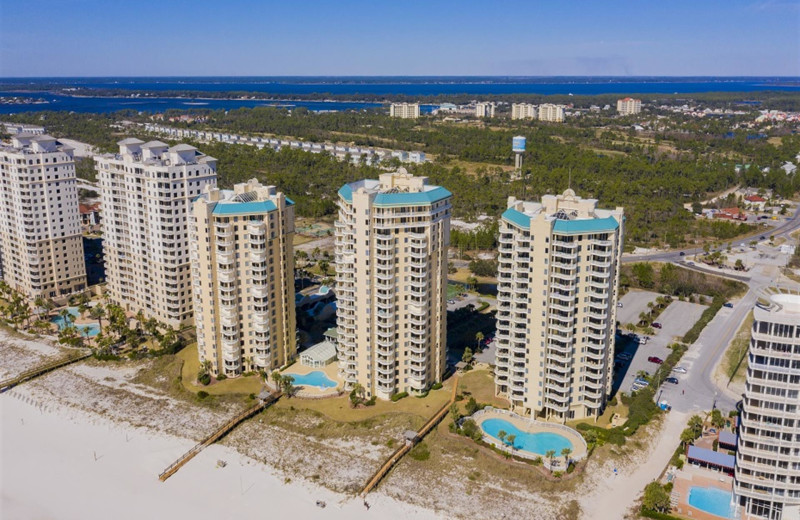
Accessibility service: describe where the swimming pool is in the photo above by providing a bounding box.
[688,486,736,519]
[480,418,573,456]
[50,307,100,337]
[287,371,337,389]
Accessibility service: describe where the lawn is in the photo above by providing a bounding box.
[273,376,454,423]
[457,368,508,409]
[178,343,264,396]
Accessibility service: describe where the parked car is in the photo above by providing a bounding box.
[679,251,686,256]
[616,352,632,361]
[648,356,664,364]
[723,302,734,308]
[665,377,679,385]
[634,377,650,387]
[653,322,663,329]
[659,400,672,411]
[672,366,688,374]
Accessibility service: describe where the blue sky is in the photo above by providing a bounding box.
[1,0,798,77]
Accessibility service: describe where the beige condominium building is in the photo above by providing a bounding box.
[190,180,296,378]
[0,134,86,299]
[335,169,451,400]
[617,97,642,115]
[389,102,421,119]
[475,101,496,118]
[511,103,538,120]
[95,139,217,328]
[494,190,624,421]
[735,293,800,520]
[538,103,566,122]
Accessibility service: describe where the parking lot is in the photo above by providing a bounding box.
[613,299,707,396]
[616,290,660,326]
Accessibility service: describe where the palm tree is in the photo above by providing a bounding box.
[475,331,484,349]
[59,308,72,328]
[561,447,572,466]
[89,305,105,331]
[135,310,145,333]
[506,434,516,450]
[545,449,557,469]
[271,371,283,389]
[497,430,507,445]
[281,375,295,397]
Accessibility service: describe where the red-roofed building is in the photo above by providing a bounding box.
[718,207,747,221]
[79,203,101,227]
[744,195,766,211]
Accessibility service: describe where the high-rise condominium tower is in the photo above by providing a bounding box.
[0,134,86,298]
[190,180,296,378]
[735,293,800,520]
[335,169,451,400]
[94,139,217,327]
[494,190,624,421]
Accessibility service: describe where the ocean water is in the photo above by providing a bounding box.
[1,76,797,114]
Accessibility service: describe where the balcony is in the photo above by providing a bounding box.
[250,249,266,263]
[251,285,268,298]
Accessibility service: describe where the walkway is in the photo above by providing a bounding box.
[0,350,91,393]
[360,377,458,497]
[158,391,281,482]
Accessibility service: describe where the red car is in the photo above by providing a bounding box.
[648,356,664,364]
[653,322,662,329]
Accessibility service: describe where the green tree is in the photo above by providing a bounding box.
[497,430,507,445]
[642,482,670,513]
[506,434,516,449]
[475,331,484,349]
[89,305,106,331]
[462,346,474,365]
[546,449,557,468]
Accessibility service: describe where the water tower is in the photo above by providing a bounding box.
[512,135,526,171]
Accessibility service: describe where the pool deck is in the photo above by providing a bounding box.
[278,362,342,398]
[471,407,588,462]
[672,466,736,520]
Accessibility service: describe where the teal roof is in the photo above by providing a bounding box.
[552,216,619,234]
[212,200,277,215]
[501,208,531,229]
[338,183,451,206]
[374,186,451,206]
[338,184,353,202]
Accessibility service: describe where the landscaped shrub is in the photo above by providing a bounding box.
[553,471,564,478]
[391,391,409,402]
[431,382,443,390]
[198,373,211,385]
[365,396,377,406]
[197,390,209,399]
[216,373,227,381]
[409,442,430,461]
[460,419,483,441]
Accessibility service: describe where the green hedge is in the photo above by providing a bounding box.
[682,296,725,344]
[391,391,409,402]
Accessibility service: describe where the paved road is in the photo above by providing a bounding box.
[623,205,800,265]
[654,264,779,415]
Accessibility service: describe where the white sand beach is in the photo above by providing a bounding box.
[0,388,439,520]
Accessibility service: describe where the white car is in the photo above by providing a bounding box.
[672,366,687,374]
